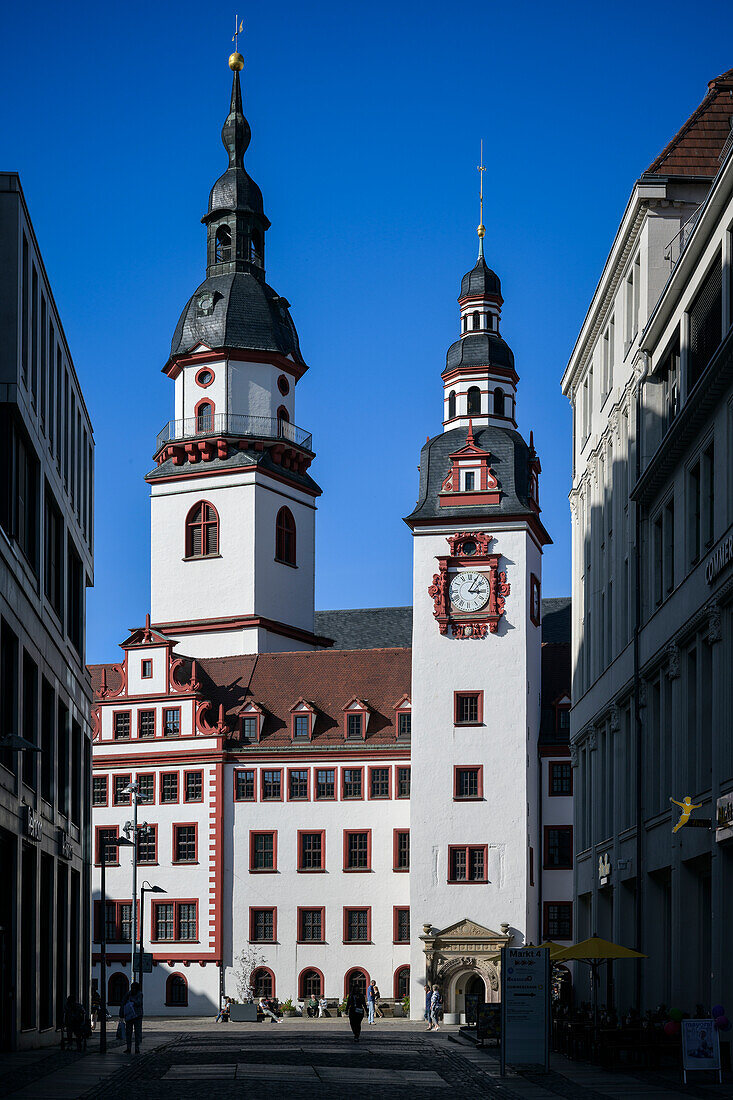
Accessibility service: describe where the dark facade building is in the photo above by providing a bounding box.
[0,174,94,1049]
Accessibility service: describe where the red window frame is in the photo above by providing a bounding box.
[136,771,156,805]
[543,825,573,869]
[343,968,370,1000]
[249,906,277,943]
[453,765,484,801]
[195,366,215,388]
[136,823,158,865]
[395,765,411,799]
[249,830,277,873]
[185,500,219,559]
[299,968,324,999]
[543,901,573,940]
[368,765,391,799]
[233,768,256,802]
[184,769,204,803]
[341,766,364,800]
[150,898,199,943]
[549,760,573,796]
[141,658,153,679]
[343,829,372,872]
[260,768,283,801]
[297,829,326,872]
[159,771,179,804]
[275,506,296,566]
[138,709,156,739]
[343,906,372,944]
[172,822,198,864]
[241,711,262,742]
[113,710,131,740]
[314,767,336,801]
[165,973,188,1007]
[112,772,132,806]
[252,967,276,999]
[290,709,314,741]
[92,774,108,807]
[448,844,489,883]
[394,965,410,1000]
[297,907,325,944]
[454,691,484,726]
[93,899,137,943]
[393,828,410,872]
[287,767,310,801]
[95,825,119,866]
[194,397,215,431]
[162,706,181,738]
[344,710,365,740]
[393,906,410,944]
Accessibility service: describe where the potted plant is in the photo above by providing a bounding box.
[281,997,296,1018]
[228,946,264,1021]
[337,1000,348,1017]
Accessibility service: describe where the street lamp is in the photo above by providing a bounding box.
[138,882,166,997]
[99,833,134,1055]
[122,782,140,977]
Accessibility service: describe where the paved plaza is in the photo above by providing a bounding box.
[3,1019,733,1100]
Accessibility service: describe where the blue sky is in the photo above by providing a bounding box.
[4,0,733,662]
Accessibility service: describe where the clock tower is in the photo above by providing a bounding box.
[405,228,551,1016]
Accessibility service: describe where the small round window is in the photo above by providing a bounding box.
[196,368,214,388]
[277,374,290,396]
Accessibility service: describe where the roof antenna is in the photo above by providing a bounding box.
[477,139,486,258]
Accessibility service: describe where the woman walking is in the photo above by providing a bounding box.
[119,982,144,1054]
[346,985,366,1041]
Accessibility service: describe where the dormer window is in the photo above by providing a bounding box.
[343,699,369,741]
[467,386,481,415]
[464,472,475,491]
[141,660,152,679]
[394,695,411,739]
[215,226,232,263]
[241,702,265,742]
[448,391,456,420]
[290,700,316,741]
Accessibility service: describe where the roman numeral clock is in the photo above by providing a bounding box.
[427,532,510,638]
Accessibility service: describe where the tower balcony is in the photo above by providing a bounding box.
[155,412,313,454]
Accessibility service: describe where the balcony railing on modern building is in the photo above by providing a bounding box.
[156,413,312,453]
[664,205,702,272]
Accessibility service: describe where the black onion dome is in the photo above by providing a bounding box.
[460,254,501,298]
[208,166,266,220]
[170,272,305,366]
[445,332,514,372]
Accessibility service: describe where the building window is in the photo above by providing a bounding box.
[688,252,722,389]
[529,574,541,626]
[549,762,572,796]
[557,706,570,734]
[397,711,411,739]
[345,969,369,999]
[113,775,131,805]
[454,691,482,725]
[346,713,363,740]
[494,387,505,417]
[342,768,363,799]
[242,715,259,741]
[369,767,390,799]
[396,766,411,798]
[195,401,213,433]
[95,901,134,944]
[344,830,371,871]
[252,968,274,999]
[44,488,63,617]
[163,708,180,737]
[160,772,179,804]
[394,907,410,944]
[166,974,188,1007]
[250,831,276,872]
[315,768,335,800]
[544,826,573,869]
[261,769,282,800]
[448,844,488,883]
[448,390,456,419]
[13,427,39,570]
[288,769,309,800]
[141,659,153,679]
[344,908,370,943]
[234,769,255,801]
[275,507,296,565]
[250,908,276,943]
[653,497,675,605]
[299,969,322,999]
[276,405,290,425]
[108,973,129,1006]
[298,909,324,943]
[703,441,715,548]
[138,710,155,739]
[137,774,155,804]
[395,965,410,999]
[394,829,410,871]
[472,310,480,330]
[173,824,197,863]
[152,901,198,942]
[660,334,680,434]
[298,830,325,871]
[292,714,310,739]
[544,902,573,940]
[96,827,119,866]
[137,826,157,864]
[184,771,203,802]
[689,460,701,565]
[113,712,130,740]
[467,386,481,415]
[186,501,219,558]
[92,775,108,806]
[454,766,483,800]
[215,225,231,263]
[464,471,475,491]
[277,374,290,396]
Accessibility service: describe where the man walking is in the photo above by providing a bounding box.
[366,979,377,1025]
[119,982,144,1054]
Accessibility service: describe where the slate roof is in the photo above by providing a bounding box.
[540,597,571,644]
[314,607,413,650]
[145,442,321,491]
[539,641,571,744]
[444,332,515,373]
[460,254,501,298]
[645,68,733,178]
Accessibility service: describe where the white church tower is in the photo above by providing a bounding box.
[405,214,551,1019]
[147,54,323,658]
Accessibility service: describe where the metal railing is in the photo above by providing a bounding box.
[156,412,312,452]
[664,205,702,272]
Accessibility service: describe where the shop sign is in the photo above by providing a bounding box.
[705,531,733,585]
[58,828,73,860]
[716,793,733,842]
[598,852,611,885]
[25,805,42,842]
[681,1019,721,1083]
[500,947,550,1073]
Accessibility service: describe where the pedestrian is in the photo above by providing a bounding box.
[366,979,377,1025]
[424,985,432,1027]
[429,985,442,1032]
[306,994,319,1018]
[90,988,101,1031]
[346,985,366,1041]
[216,995,231,1023]
[259,996,282,1023]
[63,996,87,1051]
[119,981,144,1054]
[373,982,384,1019]
[318,995,328,1018]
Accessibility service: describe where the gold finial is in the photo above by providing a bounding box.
[229,14,244,70]
[477,139,486,242]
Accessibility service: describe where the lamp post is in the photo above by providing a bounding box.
[138,882,165,997]
[122,783,140,978]
[99,834,134,1054]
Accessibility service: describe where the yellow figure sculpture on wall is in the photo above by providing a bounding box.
[670,795,702,832]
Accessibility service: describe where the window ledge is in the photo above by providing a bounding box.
[297,868,327,874]
[172,861,199,866]
[182,554,222,562]
[454,722,483,729]
[453,796,484,802]
[392,867,410,873]
[297,940,326,945]
[274,557,298,569]
[447,879,488,885]
[343,868,372,873]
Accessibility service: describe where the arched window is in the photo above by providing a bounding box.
[299,968,323,999]
[250,229,262,265]
[108,972,129,1006]
[487,313,494,331]
[467,386,481,415]
[215,226,232,263]
[276,405,289,425]
[275,507,296,566]
[448,391,456,420]
[472,311,480,330]
[166,973,188,1007]
[195,400,213,433]
[494,387,505,417]
[394,966,410,1000]
[462,315,468,333]
[252,968,274,998]
[344,968,369,1000]
[186,501,219,558]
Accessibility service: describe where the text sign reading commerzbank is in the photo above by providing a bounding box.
[500,947,550,1074]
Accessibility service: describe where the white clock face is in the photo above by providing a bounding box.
[449,570,490,613]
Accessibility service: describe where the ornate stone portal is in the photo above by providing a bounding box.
[420,918,512,1010]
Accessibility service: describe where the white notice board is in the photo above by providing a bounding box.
[500,946,550,1073]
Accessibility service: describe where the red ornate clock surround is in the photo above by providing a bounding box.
[427,531,510,638]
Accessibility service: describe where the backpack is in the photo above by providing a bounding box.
[123,998,137,1021]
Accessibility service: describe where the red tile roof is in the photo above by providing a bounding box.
[646,69,733,177]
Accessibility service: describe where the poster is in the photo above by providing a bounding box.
[500,947,550,1073]
[681,1020,721,1075]
[464,993,480,1026]
[477,1003,501,1043]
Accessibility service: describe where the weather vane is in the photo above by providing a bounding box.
[232,14,243,51]
[477,139,486,251]
[229,14,245,71]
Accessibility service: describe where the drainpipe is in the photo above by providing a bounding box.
[633,350,649,1011]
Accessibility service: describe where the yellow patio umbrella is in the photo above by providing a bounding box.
[537,940,565,957]
[552,936,647,1032]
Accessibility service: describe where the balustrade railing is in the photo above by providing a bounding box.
[156,412,312,452]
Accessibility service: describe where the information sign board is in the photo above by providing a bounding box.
[477,1003,501,1044]
[500,947,550,1073]
[133,952,153,974]
[464,993,480,1027]
[681,1020,721,1083]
